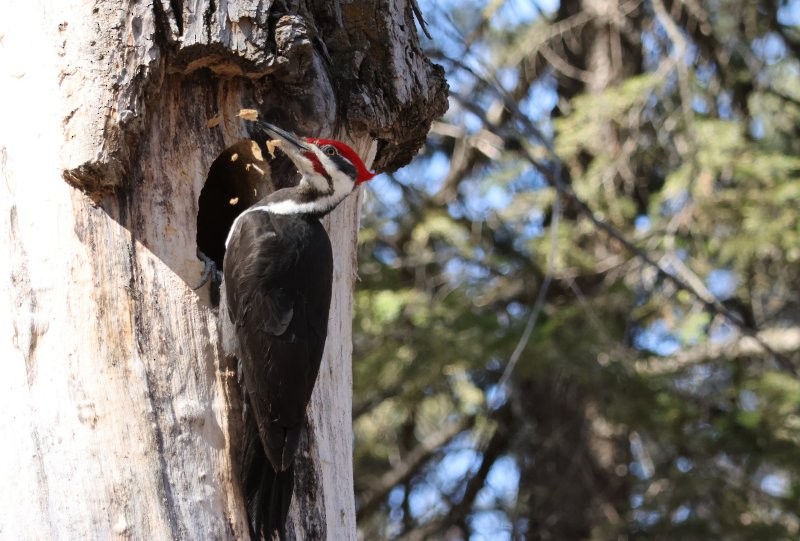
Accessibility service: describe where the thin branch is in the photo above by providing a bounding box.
[635,326,800,376]
[353,384,404,420]
[764,86,800,109]
[409,0,432,39]
[395,404,513,541]
[538,42,595,83]
[498,181,561,388]
[356,415,476,520]
[662,252,716,304]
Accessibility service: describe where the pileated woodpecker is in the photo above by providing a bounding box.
[222,122,374,540]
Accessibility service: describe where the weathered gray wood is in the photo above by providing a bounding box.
[0,0,446,539]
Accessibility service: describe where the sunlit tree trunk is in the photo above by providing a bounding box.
[0,1,446,538]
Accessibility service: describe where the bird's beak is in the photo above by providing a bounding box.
[254,121,313,153]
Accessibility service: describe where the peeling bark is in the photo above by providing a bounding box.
[0,0,446,539]
[56,0,446,194]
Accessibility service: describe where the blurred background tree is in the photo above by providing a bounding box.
[352,0,800,539]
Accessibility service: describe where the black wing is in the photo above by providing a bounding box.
[223,210,332,470]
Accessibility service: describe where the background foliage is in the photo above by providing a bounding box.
[353,1,800,539]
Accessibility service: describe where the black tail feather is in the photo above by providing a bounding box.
[242,402,295,540]
[246,461,294,540]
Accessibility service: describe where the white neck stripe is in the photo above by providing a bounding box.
[223,190,346,249]
[261,193,340,215]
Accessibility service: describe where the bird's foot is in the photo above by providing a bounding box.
[194,248,223,290]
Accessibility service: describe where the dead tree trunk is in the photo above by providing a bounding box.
[0,1,446,539]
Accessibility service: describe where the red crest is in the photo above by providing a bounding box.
[305,138,376,184]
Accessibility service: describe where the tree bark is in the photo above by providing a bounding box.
[0,1,446,539]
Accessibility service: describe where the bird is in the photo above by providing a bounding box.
[222,121,375,540]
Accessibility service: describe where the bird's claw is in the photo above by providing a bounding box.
[194,248,223,290]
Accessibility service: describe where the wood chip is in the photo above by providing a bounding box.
[230,153,238,162]
[237,108,259,121]
[266,139,281,159]
[206,114,222,128]
[229,197,239,205]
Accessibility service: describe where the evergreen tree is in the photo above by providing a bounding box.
[354,1,800,539]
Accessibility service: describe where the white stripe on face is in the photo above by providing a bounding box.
[311,146,356,197]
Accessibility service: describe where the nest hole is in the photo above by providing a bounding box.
[196,139,273,302]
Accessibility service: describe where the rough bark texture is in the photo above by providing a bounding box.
[0,0,447,539]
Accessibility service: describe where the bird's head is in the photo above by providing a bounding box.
[255,122,375,215]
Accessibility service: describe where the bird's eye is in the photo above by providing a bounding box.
[324,146,337,156]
